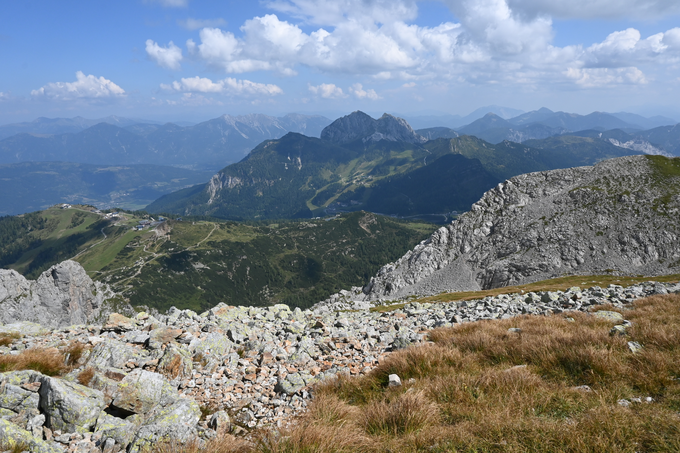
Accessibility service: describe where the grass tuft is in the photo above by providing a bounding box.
[77,367,96,386]
[0,332,22,347]
[361,391,438,436]
[64,341,89,367]
[0,347,67,376]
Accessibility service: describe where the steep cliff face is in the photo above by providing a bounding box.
[321,111,427,145]
[0,260,118,327]
[355,155,680,301]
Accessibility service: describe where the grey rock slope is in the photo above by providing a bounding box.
[339,155,680,302]
[0,260,120,328]
[321,111,427,145]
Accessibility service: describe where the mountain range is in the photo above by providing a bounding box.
[146,111,647,222]
[1,107,679,219]
[446,108,680,153]
[0,113,332,170]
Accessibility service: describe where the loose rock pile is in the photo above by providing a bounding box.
[1,280,678,452]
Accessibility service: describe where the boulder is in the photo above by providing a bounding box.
[102,313,136,332]
[275,372,306,395]
[86,339,139,370]
[148,327,183,350]
[110,369,179,415]
[38,376,106,433]
[0,418,62,453]
[208,410,232,434]
[128,399,201,453]
[95,411,138,450]
[593,310,624,323]
[0,383,40,416]
[157,345,193,383]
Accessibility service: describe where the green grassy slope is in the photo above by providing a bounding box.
[0,208,437,313]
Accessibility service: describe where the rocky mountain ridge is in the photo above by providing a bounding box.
[319,155,680,305]
[320,111,427,145]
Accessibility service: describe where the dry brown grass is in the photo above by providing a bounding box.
[151,293,680,452]
[283,293,680,452]
[255,393,372,453]
[0,332,22,347]
[361,390,439,436]
[0,347,68,376]
[151,436,252,453]
[77,367,95,386]
[64,341,89,367]
[0,340,91,377]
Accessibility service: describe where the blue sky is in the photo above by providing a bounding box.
[1,0,679,124]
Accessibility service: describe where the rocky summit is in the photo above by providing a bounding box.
[320,111,427,145]
[324,155,680,305]
[1,277,677,452]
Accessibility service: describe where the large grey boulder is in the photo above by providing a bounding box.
[110,369,179,415]
[38,376,106,433]
[0,260,118,328]
[0,383,40,416]
[95,411,138,450]
[86,339,139,371]
[128,399,201,453]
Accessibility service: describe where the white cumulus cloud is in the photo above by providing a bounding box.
[151,0,680,89]
[308,83,346,98]
[146,40,183,70]
[162,76,283,96]
[349,83,379,100]
[31,72,125,100]
[565,67,648,87]
[178,17,226,31]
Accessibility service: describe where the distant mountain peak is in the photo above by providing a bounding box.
[321,111,426,145]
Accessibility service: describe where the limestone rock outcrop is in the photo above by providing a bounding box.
[325,155,680,303]
[0,260,119,328]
